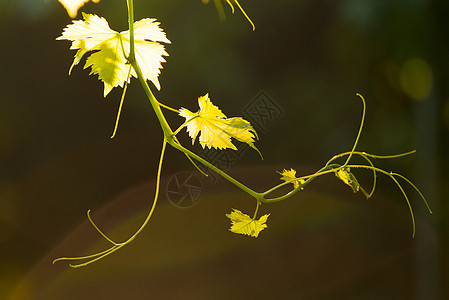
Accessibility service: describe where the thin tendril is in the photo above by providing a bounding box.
[172,116,199,137]
[87,209,117,245]
[172,136,209,177]
[358,153,377,198]
[231,0,255,30]
[111,65,132,138]
[69,245,122,268]
[54,139,167,267]
[184,152,209,177]
[157,101,179,113]
[346,164,419,237]
[327,150,416,166]
[118,34,130,61]
[361,150,416,159]
[389,174,416,237]
[52,245,117,264]
[391,172,433,214]
[225,0,235,13]
[343,93,366,167]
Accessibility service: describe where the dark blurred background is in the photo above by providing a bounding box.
[1,0,448,299]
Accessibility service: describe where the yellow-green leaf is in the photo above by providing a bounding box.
[279,168,304,189]
[335,167,359,192]
[336,167,369,198]
[57,13,170,96]
[226,209,269,238]
[179,94,260,153]
[58,0,100,18]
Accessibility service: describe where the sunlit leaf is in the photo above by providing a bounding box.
[179,94,260,153]
[57,13,170,96]
[279,168,304,189]
[336,167,369,198]
[226,209,269,237]
[58,0,100,18]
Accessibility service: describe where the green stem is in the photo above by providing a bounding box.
[133,61,174,137]
[125,0,262,201]
[262,165,337,203]
[252,200,260,219]
[261,164,341,198]
[172,116,199,137]
[126,0,135,61]
[168,139,261,199]
[126,0,173,139]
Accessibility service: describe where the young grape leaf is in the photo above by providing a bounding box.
[179,94,261,154]
[58,0,100,18]
[226,209,270,238]
[336,167,369,198]
[57,13,170,96]
[279,168,304,189]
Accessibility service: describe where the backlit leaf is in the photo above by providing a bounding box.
[279,168,304,189]
[179,94,260,153]
[57,13,170,96]
[336,167,369,198]
[58,0,100,18]
[226,209,270,237]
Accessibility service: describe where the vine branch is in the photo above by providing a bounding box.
[53,0,431,267]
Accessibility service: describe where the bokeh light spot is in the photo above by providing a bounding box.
[399,57,433,101]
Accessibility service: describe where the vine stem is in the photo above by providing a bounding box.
[126,0,173,140]
[126,0,135,61]
[261,165,336,203]
[125,0,262,201]
[54,1,430,267]
[169,139,262,200]
[252,199,261,219]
